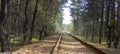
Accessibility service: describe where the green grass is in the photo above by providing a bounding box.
[10,36,39,43]
[10,35,39,51]
[76,35,120,49]
[79,35,107,43]
[76,35,108,47]
[10,37,21,43]
[32,37,39,42]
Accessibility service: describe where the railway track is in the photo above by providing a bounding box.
[50,34,62,54]
[67,33,106,54]
[50,33,107,54]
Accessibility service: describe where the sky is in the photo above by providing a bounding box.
[62,0,72,25]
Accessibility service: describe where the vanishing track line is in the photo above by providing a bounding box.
[51,33,106,54]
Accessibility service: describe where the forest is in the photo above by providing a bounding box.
[0,0,120,54]
[71,0,120,49]
[0,0,65,52]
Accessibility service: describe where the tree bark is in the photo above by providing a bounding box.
[114,0,120,48]
[99,0,104,44]
[106,0,112,48]
[0,0,10,52]
[91,0,96,41]
[23,0,29,44]
[29,0,39,43]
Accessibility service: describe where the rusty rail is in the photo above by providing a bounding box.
[66,33,107,54]
[50,34,62,54]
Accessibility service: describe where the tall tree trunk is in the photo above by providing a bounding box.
[29,0,39,43]
[39,31,43,40]
[111,0,115,44]
[23,0,29,44]
[106,0,112,48]
[114,0,120,48]
[99,0,104,44]
[0,0,10,52]
[91,0,96,41]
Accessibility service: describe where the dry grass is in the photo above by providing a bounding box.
[12,35,59,54]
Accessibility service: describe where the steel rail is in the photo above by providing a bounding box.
[50,34,62,54]
[66,33,107,54]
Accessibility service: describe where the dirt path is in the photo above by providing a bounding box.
[58,34,96,54]
[12,35,59,54]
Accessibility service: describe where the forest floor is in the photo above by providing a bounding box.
[12,35,59,54]
[75,35,120,54]
[12,34,97,54]
[12,34,120,54]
